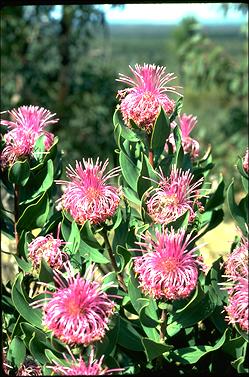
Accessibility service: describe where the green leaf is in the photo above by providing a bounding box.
[169,96,183,123]
[80,221,102,249]
[43,136,59,164]
[8,160,30,186]
[197,208,224,240]
[142,338,172,362]
[205,257,227,306]
[231,355,249,374]
[7,336,26,368]
[29,331,51,364]
[96,315,120,358]
[113,108,140,142]
[116,245,131,272]
[138,298,160,341]
[137,298,159,328]
[44,349,68,367]
[14,255,32,273]
[117,317,144,351]
[11,273,43,329]
[17,230,34,260]
[172,125,184,168]
[119,150,140,191]
[122,186,141,205]
[128,269,142,313]
[39,258,54,283]
[33,134,46,162]
[167,321,182,337]
[128,269,160,341]
[150,107,171,165]
[17,192,50,232]
[171,284,216,328]
[222,335,247,359]
[112,217,129,252]
[237,157,249,180]
[234,324,249,342]
[137,154,158,199]
[68,221,80,254]
[227,180,247,235]
[25,159,54,198]
[205,177,225,211]
[171,328,229,364]
[166,210,189,230]
[79,239,109,264]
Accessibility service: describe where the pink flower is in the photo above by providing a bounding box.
[1,105,58,167]
[178,113,200,159]
[224,234,248,278]
[32,262,116,345]
[16,357,42,376]
[116,63,182,133]
[28,224,68,270]
[242,149,249,174]
[133,227,205,300]
[49,348,123,375]
[57,158,121,225]
[146,166,205,224]
[223,276,248,333]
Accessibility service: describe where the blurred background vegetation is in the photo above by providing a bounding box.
[1,3,248,190]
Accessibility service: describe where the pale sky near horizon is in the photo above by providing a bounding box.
[98,3,247,25]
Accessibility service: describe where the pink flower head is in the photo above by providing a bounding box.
[50,348,123,375]
[116,63,182,133]
[178,113,200,159]
[32,262,116,345]
[146,166,205,224]
[57,158,121,225]
[223,275,248,333]
[1,105,58,167]
[242,149,249,174]
[16,357,42,376]
[133,227,205,300]
[28,224,68,270]
[224,234,248,278]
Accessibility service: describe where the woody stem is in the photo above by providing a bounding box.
[147,134,154,167]
[14,184,20,253]
[159,308,167,341]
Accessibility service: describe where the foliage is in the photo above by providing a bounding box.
[1,80,248,375]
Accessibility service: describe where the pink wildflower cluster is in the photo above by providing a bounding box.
[0,105,58,168]
[28,225,68,270]
[165,113,200,159]
[133,227,205,300]
[146,166,204,225]
[57,158,121,225]
[222,233,249,332]
[32,262,116,345]
[242,149,249,174]
[50,348,122,375]
[116,63,182,133]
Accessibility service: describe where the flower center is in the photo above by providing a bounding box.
[160,194,179,208]
[161,257,178,273]
[86,187,100,200]
[67,299,84,316]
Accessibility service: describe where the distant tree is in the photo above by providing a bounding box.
[1,5,118,167]
[220,3,248,16]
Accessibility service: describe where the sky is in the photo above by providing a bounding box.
[98,3,247,25]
